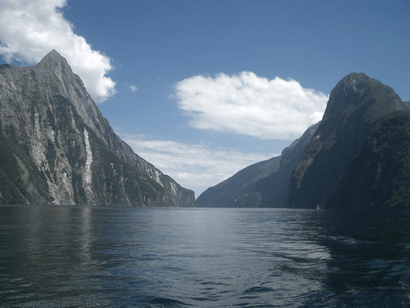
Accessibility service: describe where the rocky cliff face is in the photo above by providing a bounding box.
[288,73,409,208]
[0,50,195,206]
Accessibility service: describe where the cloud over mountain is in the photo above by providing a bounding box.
[175,72,329,140]
[121,135,274,196]
[0,0,115,102]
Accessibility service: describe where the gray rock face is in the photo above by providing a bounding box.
[0,50,195,206]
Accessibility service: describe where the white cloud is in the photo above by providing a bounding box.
[0,0,116,102]
[175,72,328,140]
[130,85,138,92]
[121,134,275,197]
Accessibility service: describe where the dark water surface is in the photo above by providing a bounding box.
[1,206,409,307]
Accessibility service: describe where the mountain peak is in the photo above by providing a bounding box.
[332,72,387,98]
[288,73,407,209]
[35,49,72,74]
[339,72,369,85]
[0,50,196,207]
[331,72,371,100]
[46,49,62,58]
[322,72,405,125]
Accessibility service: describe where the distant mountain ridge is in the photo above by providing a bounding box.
[197,73,410,209]
[0,50,195,206]
[196,155,281,208]
[196,122,319,207]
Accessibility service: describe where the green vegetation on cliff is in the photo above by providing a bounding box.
[328,111,410,208]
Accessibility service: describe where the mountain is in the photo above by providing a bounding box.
[198,72,410,209]
[288,73,409,208]
[247,122,319,207]
[327,111,410,208]
[196,122,319,207]
[196,156,281,207]
[0,50,195,206]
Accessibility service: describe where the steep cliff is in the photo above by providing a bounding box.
[327,111,410,208]
[288,73,409,208]
[248,122,319,207]
[0,50,195,206]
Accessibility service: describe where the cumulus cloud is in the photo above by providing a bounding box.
[175,72,329,140]
[121,134,275,197]
[0,0,116,102]
[129,85,138,92]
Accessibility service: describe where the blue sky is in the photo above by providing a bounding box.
[1,0,409,197]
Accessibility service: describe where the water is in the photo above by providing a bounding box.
[0,206,409,307]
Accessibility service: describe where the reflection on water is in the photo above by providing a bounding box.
[0,206,409,307]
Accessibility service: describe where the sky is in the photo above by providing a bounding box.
[0,0,409,198]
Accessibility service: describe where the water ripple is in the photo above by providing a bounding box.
[0,206,409,307]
